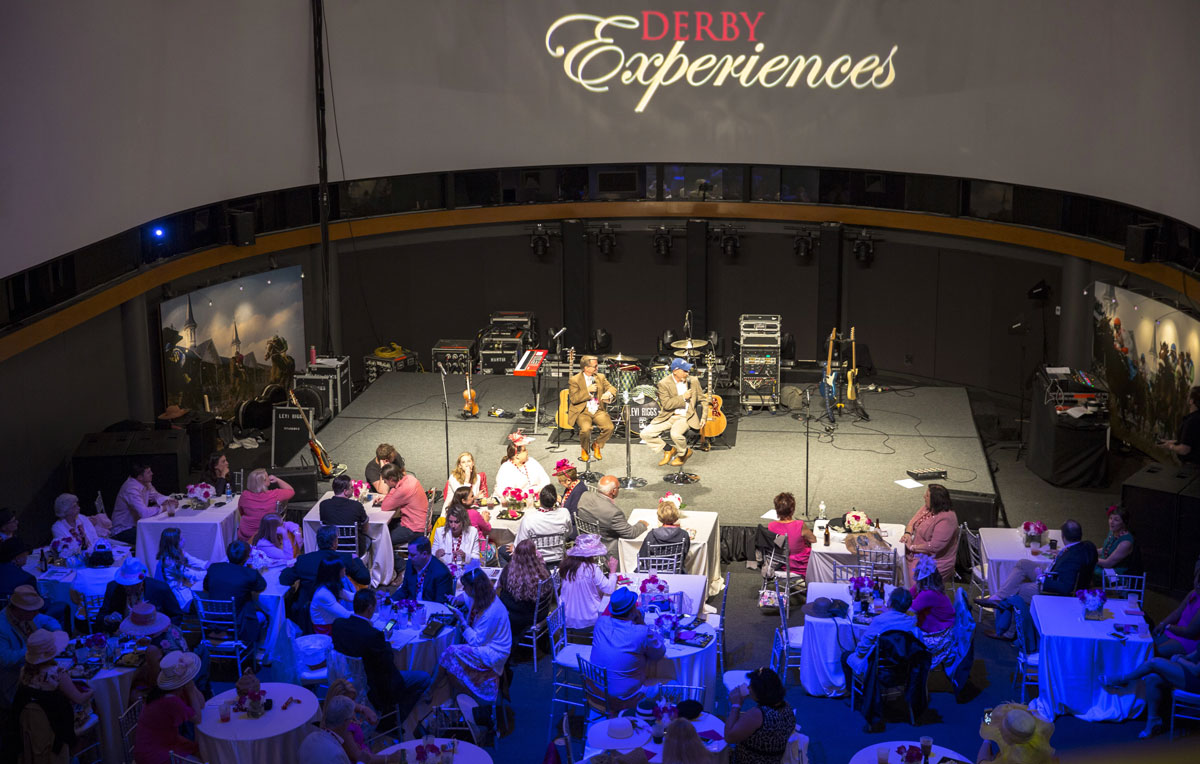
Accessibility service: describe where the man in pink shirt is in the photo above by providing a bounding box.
[111,463,177,545]
[374,459,428,548]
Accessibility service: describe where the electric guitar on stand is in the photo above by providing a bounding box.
[817,327,838,424]
[555,348,575,431]
[288,388,336,478]
[846,327,869,420]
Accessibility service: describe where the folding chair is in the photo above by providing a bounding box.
[119,696,144,764]
[333,523,364,556]
[577,655,615,721]
[546,605,587,737]
[774,578,804,684]
[70,591,106,634]
[1103,572,1146,602]
[637,540,686,574]
[194,596,255,674]
[960,523,991,621]
[574,516,601,537]
[519,575,558,672]
[857,548,898,586]
[531,532,567,565]
[831,562,872,583]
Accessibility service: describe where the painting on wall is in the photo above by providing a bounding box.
[159,267,305,420]
[1092,281,1199,457]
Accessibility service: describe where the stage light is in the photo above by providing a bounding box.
[853,229,874,267]
[719,227,740,257]
[652,226,672,256]
[793,234,813,259]
[596,224,616,256]
[1027,279,1051,301]
[153,228,164,238]
[530,224,551,257]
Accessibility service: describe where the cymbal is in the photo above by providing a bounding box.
[602,353,640,363]
[670,338,710,350]
[673,349,705,358]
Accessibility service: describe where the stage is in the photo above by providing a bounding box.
[284,371,997,528]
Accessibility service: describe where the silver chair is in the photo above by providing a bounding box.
[519,575,558,672]
[574,516,601,536]
[774,578,804,684]
[657,684,705,703]
[713,571,730,677]
[1012,604,1039,703]
[333,524,362,555]
[531,532,567,565]
[546,605,587,737]
[119,696,144,764]
[577,655,615,721]
[1103,572,1146,602]
[637,540,686,574]
[1170,689,1200,739]
[831,562,872,583]
[194,596,255,674]
[856,548,898,586]
[961,523,991,621]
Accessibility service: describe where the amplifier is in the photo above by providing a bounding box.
[431,339,477,375]
[740,335,781,347]
[479,326,526,374]
[307,356,352,413]
[364,353,417,383]
[907,468,948,482]
[270,465,320,503]
[294,374,335,420]
[489,311,536,333]
[739,313,782,334]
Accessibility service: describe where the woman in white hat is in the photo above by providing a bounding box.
[558,534,620,631]
[975,703,1056,764]
[134,651,204,764]
[120,602,192,702]
[492,431,550,500]
[14,629,94,763]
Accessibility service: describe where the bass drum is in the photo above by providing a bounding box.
[625,399,661,439]
[236,384,288,431]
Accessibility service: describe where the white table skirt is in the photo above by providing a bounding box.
[375,601,460,673]
[198,682,319,764]
[978,528,1063,589]
[807,522,909,587]
[584,711,729,762]
[87,667,136,764]
[380,738,493,764]
[27,543,133,604]
[601,573,710,617]
[302,493,395,587]
[799,582,862,697]
[572,622,720,710]
[1029,594,1151,721]
[186,566,295,680]
[617,509,724,598]
[136,501,239,573]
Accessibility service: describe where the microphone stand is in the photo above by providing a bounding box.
[438,366,451,478]
[804,389,811,519]
[617,390,646,489]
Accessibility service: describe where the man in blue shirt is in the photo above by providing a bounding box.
[589,587,666,711]
[843,587,920,678]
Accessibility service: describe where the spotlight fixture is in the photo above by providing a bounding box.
[719,227,740,257]
[594,223,618,256]
[530,224,552,257]
[652,226,673,256]
[853,229,874,266]
[1026,279,1051,301]
[793,234,813,259]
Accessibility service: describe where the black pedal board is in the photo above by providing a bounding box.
[906,468,948,481]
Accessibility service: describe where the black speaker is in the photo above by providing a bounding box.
[949,488,998,530]
[1122,462,1199,592]
[271,403,316,468]
[125,430,190,495]
[72,432,136,518]
[230,210,256,247]
[271,465,320,502]
[1124,223,1156,263]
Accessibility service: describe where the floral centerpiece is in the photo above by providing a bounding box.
[234,671,263,715]
[849,576,874,601]
[500,487,532,517]
[655,612,681,638]
[640,574,669,595]
[246,548,272,572]
[394,598,423,627]
[1021,521,1048,548]
[49,537,83,567]
[660,492,686,511]
[186,482,216,506]
[845,510,874,533]
[245,689,266,718]
[895,744,923,763]
[1077,588,1108,620]
[350,480,371,502]
[652,698,678,723]
[413,742,442,763]
[83,633,106,661]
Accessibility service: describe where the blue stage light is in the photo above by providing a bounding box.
[153,228,164,238]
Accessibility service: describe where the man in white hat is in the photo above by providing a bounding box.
[0,585,62,707]
[99,557,181,627]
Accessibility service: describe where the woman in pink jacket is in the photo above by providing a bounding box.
[901,484,959,582]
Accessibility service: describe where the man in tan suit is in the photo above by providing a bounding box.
[641,358,705,466]
[568,355,617,461]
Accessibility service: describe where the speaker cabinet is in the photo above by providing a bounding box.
[949,489,998,530]
[1121,462,1199,593]
[1124,223,1156,263]
[72,430,190,515]
[229,210,256,247]
[271,465,320,503]
[271,403,317,468]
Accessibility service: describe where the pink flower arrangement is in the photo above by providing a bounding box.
[350,480,370,501]
[660,492,686,510]
[84,634,106,649]
[845,511,874,533]
[1076,588,1107,611]
[850,576,874,596]
[640,575,669,595]
[50,537,81,560]
[414,743,441,762]
[652,700,678,722]
[395,599,419,614]
[186,482,215,501]
[1022,521,1048,536]
[896,744,923,763]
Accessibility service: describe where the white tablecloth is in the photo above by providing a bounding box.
[617,509,724,598]
[26,543,133,603]
[302,492,395,587]
[380,738,492,764]
[571,621,721,709]
[374,600,460,673]
[584,711,729,762]
[849,740,971,764]
[602,573,711,617]
[807,521,909,587]
[86,667,136,764]
[1029,594,1151,721]
[799,582,863,697]
[198,682,319,764]
[187,566,295,680]
[136,500,239,573]
[979,528,1063,588]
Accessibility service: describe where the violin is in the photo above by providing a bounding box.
[462,368,479,417]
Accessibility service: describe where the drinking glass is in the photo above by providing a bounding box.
[876,745,891,764]
[920,736,933,760]
[219,701,232,722]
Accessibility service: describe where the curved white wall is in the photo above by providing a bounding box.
[3,0,1198,279]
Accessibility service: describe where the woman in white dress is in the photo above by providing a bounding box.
[432,505,481,574]
[309,558,354,635]
[492,431,550,500]
[154,527,209,610]
[49,493,100,551]
[434,567,513,704]
[251,513,299,564]
[443,451,488,510]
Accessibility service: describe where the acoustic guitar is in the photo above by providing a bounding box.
[700,351,727,438]
[846,327,859,402]
[555,348,575,430]
[462,366,479,418]
[288,389,334,478]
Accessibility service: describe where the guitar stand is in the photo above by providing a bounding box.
[616,401,646,489]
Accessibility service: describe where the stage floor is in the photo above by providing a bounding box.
[285,372,996,528]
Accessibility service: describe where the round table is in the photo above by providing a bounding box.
[375,600,460,673]
[584,711,729,763]
[379,737,492,764]
[849,740,972,764]
[197,682,319,764]
[646,622,720,710]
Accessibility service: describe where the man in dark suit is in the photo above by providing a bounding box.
[0,538,37,599]
[332,589,431,738]
[319,475,369,533]
[203,539,268,645]
[577,475,648,556]
[99,557,181,630]
[390,536,453,604]
[281,525,371,629]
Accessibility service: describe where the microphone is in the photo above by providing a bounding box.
[552,327,567,340]
[437,362,447,376]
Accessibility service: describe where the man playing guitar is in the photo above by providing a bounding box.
[567,355,617,462]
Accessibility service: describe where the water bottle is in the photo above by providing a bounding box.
[818,501,827,521]
[225,482,233,501]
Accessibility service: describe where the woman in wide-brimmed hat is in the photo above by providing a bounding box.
[976,703,1056,764]
[135,651,204,764]
[14,629,95,763]
[559,533,620,631]
[120,602,192,702]
[493,430,551,499]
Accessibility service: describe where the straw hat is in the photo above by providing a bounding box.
[8,585,44,612]
[568,533,606,558]
[157,405,189,420]
[979,703,1056,763]
[114,557,149,586]
[586,716,650,751]
[25,630,69,665]
[157,651,201,690]
[119,602,171,637]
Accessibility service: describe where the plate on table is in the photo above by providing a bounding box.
[497,508,524,521]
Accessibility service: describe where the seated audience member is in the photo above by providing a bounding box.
[322,678,386,764]
[236,469,295,542]
[901,484,959,583]
[100,558,181,629]
[844,588,919,679]
[975,703,1056,764]
[154,527,208,611]
[638,492,692,569]
[0,538,37,599]
[443,451,489,511]
[493,433,551,498]
[133,651,205,764]
[111,463,177,545]
[120,602,200,701]
[589,588,666,711]
[0,508,16,541]
[391,536,454,604]
[1151,561,1200,658]
[1,587,63,708]
[252,513,300,563]
[513,485,573,564]
[13,629,94,762]
[319,474,368,533]
[310,559,353,635]
[765,491,814,577]
[331,589,431,738]
[432,505,481,573]
[911,555,957,668]
[376,459,429,548]
[443,487,494,563]
[365,443,397,495]
[497,539,556,640]
[976,520,1098,608]
[50,493,100,551]
[577,475,648,555]
[662,717,715,764]
[725,667,796,764]
[553,460,587,525]
[1096,505,1138,577]
[281,525,370,629]
[298,694,355,764]
[1103,648,1200,739]
[202,540,267,645]
[433,568,512,705]
[201,451,232,497]
[558,534,619,631]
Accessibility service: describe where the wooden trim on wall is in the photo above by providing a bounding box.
[2,203,1196,363]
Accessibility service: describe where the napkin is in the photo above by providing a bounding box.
[697,730,723,742]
